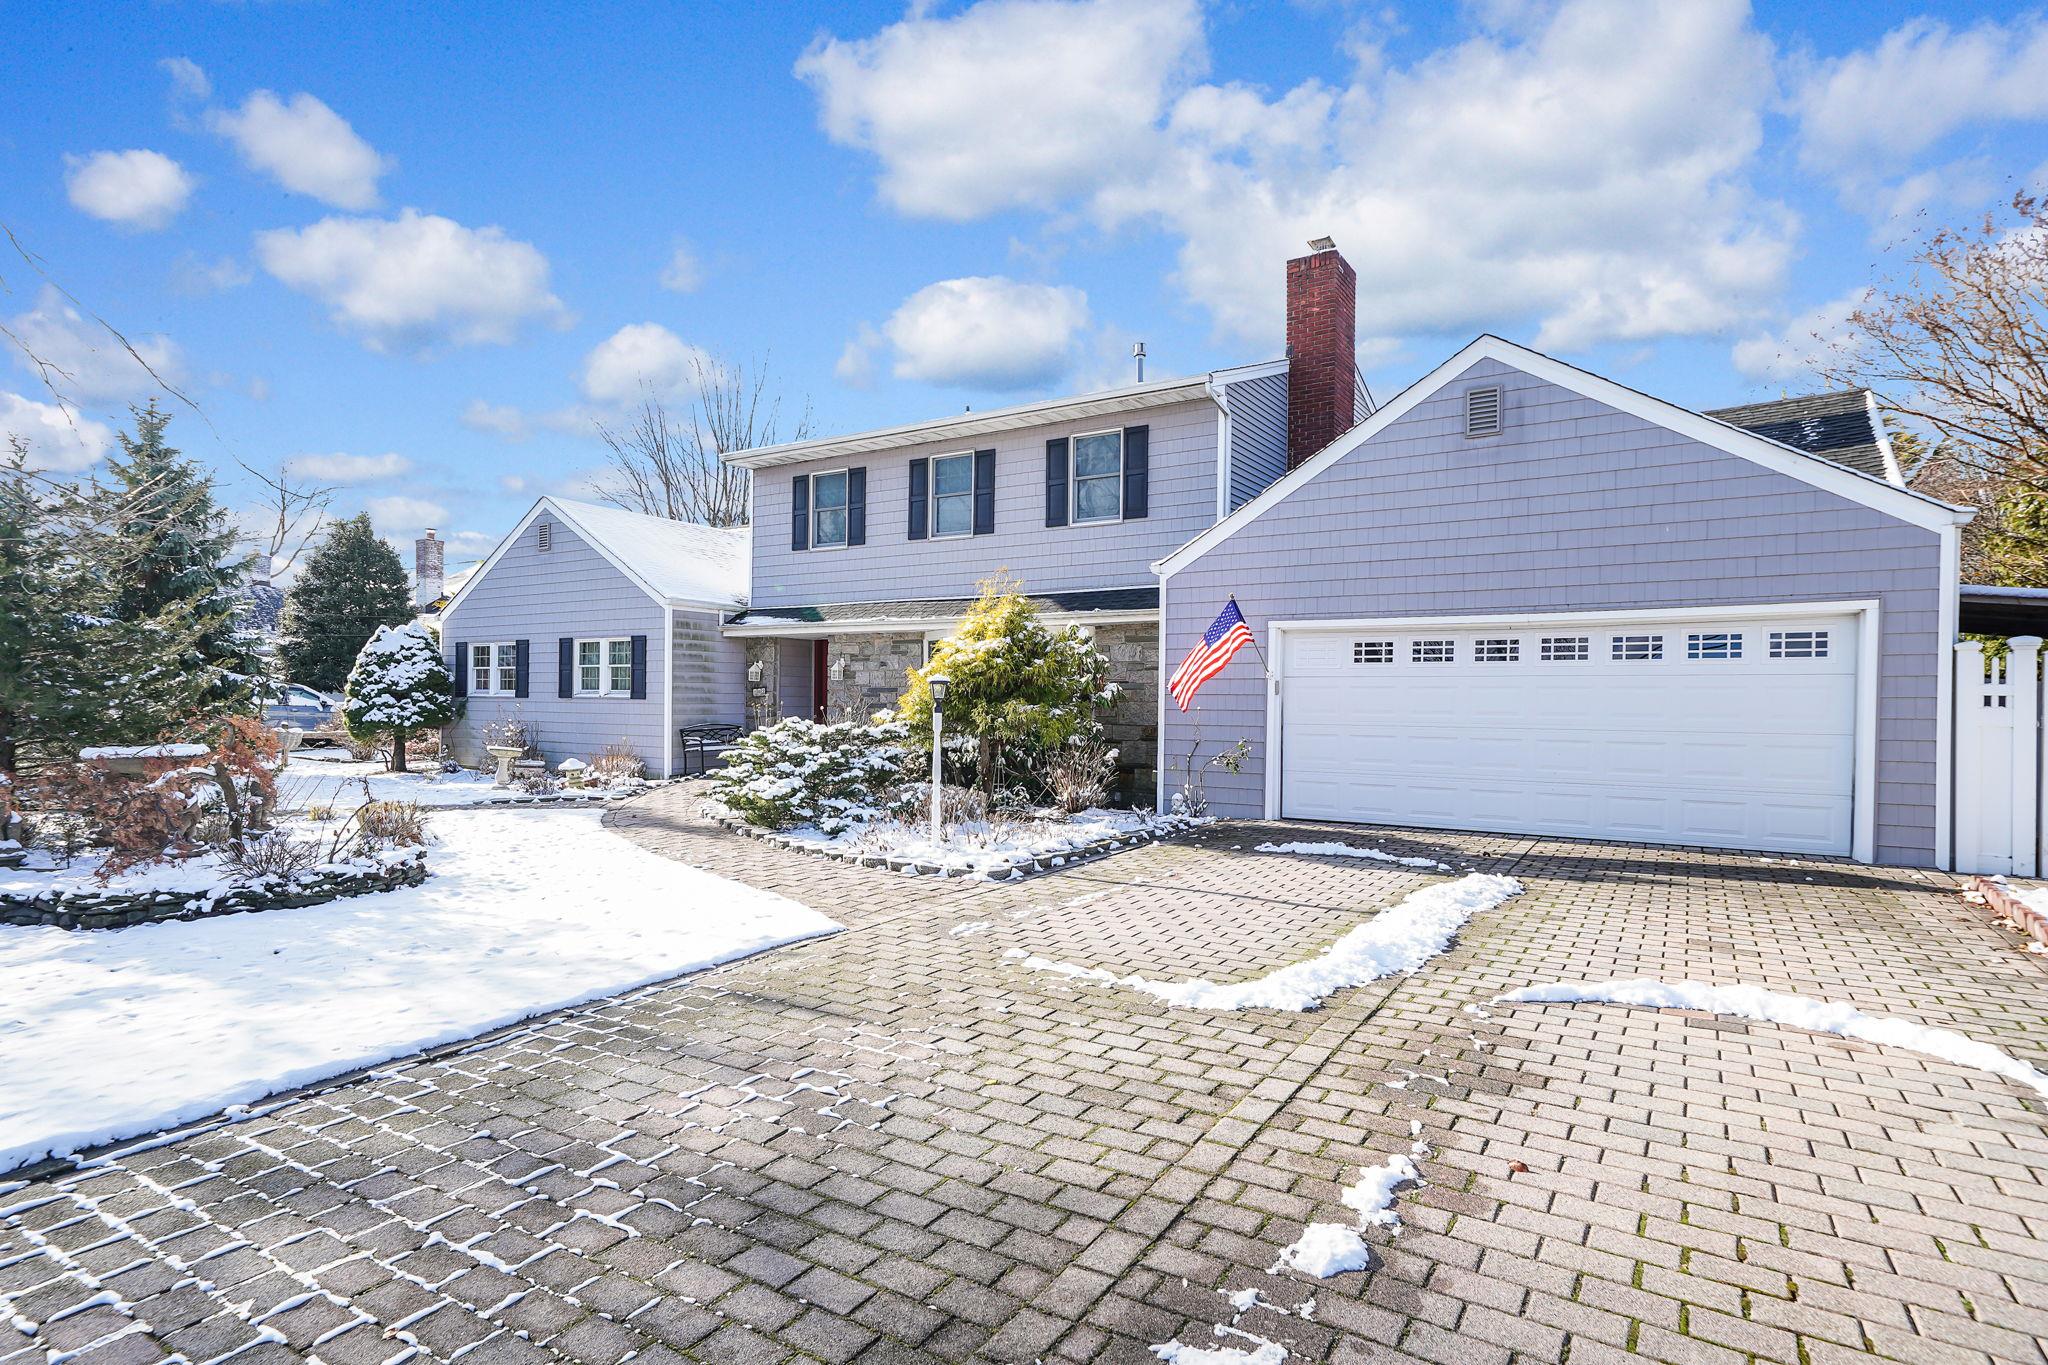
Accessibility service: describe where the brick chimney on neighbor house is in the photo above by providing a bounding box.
[1285,236,1357,469]
[414,528,444,608]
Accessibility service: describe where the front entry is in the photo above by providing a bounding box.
[812,640,830,723]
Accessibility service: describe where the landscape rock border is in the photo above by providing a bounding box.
[1,852,429,931]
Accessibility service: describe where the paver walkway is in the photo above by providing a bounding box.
[5,784,2047,1365]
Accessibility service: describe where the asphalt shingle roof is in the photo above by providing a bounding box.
[727,585,1158,628]
[1705,389,1896,482]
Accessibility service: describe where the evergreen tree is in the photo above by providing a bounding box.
[281,513,413,693]
[342,624,456,772]
[104,401,258,709]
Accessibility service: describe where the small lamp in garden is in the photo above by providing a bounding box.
[927,673,951,846]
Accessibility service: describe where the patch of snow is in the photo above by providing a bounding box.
[1254,841,1450,872]
[1495,978,2048,1100]
[1268,1223,1370,1278]
[948,922,992,937]
[0,808,840,1173]
[0,838,414,907]
[1025,873,1521,1011]
[1150,1334,1288,1364]
[1340,1152,1421,1229]
[764,805,1202,879]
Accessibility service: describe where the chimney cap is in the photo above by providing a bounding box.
[1307,235,1336,252]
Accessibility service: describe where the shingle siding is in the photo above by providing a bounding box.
[1223,371,1288,511]
[750,398,1218,607]
[1162,357,1945,866]
[674,608,744,730]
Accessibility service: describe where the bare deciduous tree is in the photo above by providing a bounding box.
[593,355,811,527]
[238,458,334,578]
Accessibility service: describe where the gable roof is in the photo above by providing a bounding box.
[443,496,750,619]
[1155,335,1971,578]
[1705,389,1899,484]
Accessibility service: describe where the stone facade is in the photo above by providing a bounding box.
[826,633,924,722]
[1094,622,1159,803]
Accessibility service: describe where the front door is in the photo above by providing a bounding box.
[812,640,830,723]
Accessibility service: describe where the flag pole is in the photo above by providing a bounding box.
[1228,595,1276,681]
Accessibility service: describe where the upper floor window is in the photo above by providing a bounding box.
[931,453,974,537]
[576,638,633,695]
[471,642,517,696]
[1072,430,1124,523]
[812,470,849,548]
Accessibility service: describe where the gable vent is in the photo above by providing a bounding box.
[1465,385,1504,438]
[536,520,553,552]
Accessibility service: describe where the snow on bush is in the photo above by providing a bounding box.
[342,624,456,773]
[711,715,913,834]
[783,805,1201,878]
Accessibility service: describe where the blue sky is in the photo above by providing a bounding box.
[4,0,2045,576]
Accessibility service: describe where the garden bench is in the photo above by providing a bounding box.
[678,723,744,777]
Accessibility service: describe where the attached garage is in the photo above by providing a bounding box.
[1274,608,1872,857]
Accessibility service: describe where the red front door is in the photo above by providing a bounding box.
[812,640,830,722]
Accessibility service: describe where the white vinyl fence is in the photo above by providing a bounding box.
[1954,636,2043,876]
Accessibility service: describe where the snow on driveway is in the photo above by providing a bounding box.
[0,808,840,1174]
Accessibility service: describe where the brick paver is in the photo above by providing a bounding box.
[5,784,2046,1365]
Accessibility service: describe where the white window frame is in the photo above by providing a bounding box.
[810,468,851,551]
[471,642,517,697]
[1070,428,1124,525]
[928,451,976,539]
[573,636,634,697]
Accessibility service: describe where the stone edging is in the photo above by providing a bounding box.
[1,853,429,931]
[1966,875,2048,949]
[703,802,1199,880]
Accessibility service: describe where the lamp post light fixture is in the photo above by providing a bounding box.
[927,673,951,847]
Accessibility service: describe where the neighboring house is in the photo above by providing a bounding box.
[438,497,748,778]
[235,555,285,661]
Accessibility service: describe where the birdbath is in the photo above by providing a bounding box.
[486,744,524,787]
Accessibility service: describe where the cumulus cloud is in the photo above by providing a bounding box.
[659,242,701,293]
[1795,15,2048,177]
[577,323,713,405]
[208,89,391,209]
[254,210,567,351]
[171,253,252,296]
[0,392,115,472]
[462,399,530,441]
[8,289,184,402]
[287,451,413,483]
[364,495,447,532]
[160,56,211,102]
[1730,289,1867,383]
[801,0,1794,352]
[865,276,1091,389]
[64,150,194,230]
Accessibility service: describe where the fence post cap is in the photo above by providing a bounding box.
[2011,635,2044,651]
[1957,638,1987,654]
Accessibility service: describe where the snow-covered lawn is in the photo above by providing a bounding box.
[0,808,839,1174]
[0,838,414,908]
[274,751,507,810]
[755,805,1202,879]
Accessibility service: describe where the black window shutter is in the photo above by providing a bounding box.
[513,639,530,698]
[791,474,810,552]
[847,467,866,547]
[453,642,468,698]
[558,637,574,698]
[972,449,996,536]
[907,458,929,541]
[629,634,648,700]
[1122,425,1150,520]
[1045,437,1070,527]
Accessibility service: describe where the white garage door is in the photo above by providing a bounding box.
[1279,613,1859,855]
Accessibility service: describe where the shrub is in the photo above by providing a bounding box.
[1044,736,1119,814]
[229,831,323,878]
[513,771,563,796]
[590,741,644,784]
[343,623,457,773]
[712,715,912,833]
[356,799,428,849]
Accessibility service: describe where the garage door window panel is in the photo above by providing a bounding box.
[1612,635,1664,661]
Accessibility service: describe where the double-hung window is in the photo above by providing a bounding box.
[575,638,632,696]
[1072,430,1123,523]
[931,453,974,537]
[812,470,849,548]
[471,642,517,696]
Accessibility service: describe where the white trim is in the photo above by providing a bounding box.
[1156,581,1169,814]
[468,641,519,697]
[1864,389,1905,486]
[1155,334,1972,580]
[1261,600,1882,861]
[1208,376,1232,523]
[1937,521,1959,868]
[927,450,977,539]
[807,467,852,550]
[723,608,1159,638]
[661,611,675,780]
[1209,357,1288,383]
[571,636,634,697]
[1069,426,1125,525]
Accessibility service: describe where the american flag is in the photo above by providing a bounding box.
[1168,599,1255,711]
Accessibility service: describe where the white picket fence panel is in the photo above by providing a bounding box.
[1954,636,2043,876]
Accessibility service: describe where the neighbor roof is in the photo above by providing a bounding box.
[1704,389,1900,484]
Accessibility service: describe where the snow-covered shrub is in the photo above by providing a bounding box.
[481,716,532,753]
[712,716,913,834]
[229,831,323,878]
[513,771,563,796]
[1044,736,1118,814]
[590,741,644,784]
[355,799,427,850]
[343,624,457,774]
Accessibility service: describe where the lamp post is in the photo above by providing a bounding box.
[928,674,951,847]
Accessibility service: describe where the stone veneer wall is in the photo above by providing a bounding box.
[825,634,924,723]
[1094,623,1159,804]
[743,639,780,729]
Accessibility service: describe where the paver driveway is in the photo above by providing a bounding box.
[5,784,2047,1365]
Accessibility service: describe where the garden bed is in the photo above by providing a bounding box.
[705,800,1206,880]
[1,846,427,930]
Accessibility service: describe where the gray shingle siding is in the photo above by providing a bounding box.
[750,397,1218,607]
[1161,357,1945,865]
[776,638,812,720]
[674,608,744,729]
[1222,370,1288,511]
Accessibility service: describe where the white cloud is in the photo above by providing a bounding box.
[874,275,1091,389]
[462,399,530,440]
[287,451,413,483]
[659,242,701,293]
[160,56,211,102]
[254,209,566,351]
[802,0,1795,352]
[171,253,252,296]
[208,89,391,209]
[1731,289,1867,383]
[8,289,184,402]
[64,150,194,230]
[364,495,447,532]
[1795,16,2048,176]
[498,474,528,494]
[835,324,881,388]
[796,0,1207,220]
[0,392,115,472]
[577,323,713,406]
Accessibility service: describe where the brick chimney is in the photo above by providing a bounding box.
[414,527,444,608]
[1285,237,1357,469]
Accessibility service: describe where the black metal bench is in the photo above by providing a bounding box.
[678,723,744,777]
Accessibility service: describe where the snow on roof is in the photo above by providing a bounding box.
[548,498,750,606]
